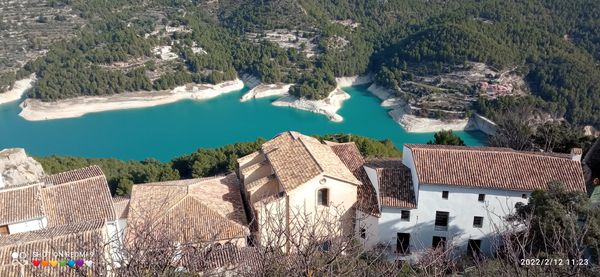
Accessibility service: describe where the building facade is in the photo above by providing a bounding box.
[355,144,586,259]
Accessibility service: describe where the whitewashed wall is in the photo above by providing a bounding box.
[287,175,358,236]
[8,217,47,234]
[379,185,529,256]
[355,210,379,249]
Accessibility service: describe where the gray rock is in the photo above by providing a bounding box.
[0,148,46,188]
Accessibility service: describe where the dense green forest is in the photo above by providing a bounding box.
[5,0,600,128]
[35,134,401,196]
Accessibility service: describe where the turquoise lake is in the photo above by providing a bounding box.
[0,85,487,161]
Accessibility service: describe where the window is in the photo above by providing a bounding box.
[397,233,410,254]
[320,240,331,252]
[401,210,410,221]
[435,211,449,231]
[317,188,329,206]
[442,191,449,199]
[360,228,366,239]
[432,236,447,250]
[521,194,528,199]
[0,225,8,236]
[468,239,482,259]
[478,194,485,202]
[473,216,484,228]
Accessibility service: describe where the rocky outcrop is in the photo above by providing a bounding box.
[0,148,45,188]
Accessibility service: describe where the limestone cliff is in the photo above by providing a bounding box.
[0,148,45,187]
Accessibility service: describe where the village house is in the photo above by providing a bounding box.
[237,131,360,252]
[0,165,119,276]
[353,144,586,258]
[126,174,250,247]
[0,131,590,275]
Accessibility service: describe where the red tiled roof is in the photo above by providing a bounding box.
[376,167,416,209]
[0,184,45,225]
[405,144,586,192]
[0,166,116,227]
[261,132,360,192]
[0,221,107,277]
[113,196,130,219]
[181,245,262,272]
[41,165,105,186]
[128,174,249,243]
[328,142,380,217]
[41,166,116,226]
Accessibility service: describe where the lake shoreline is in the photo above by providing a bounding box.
[10,74,495,135]
[18,79,244,121]
[0,74,35,105]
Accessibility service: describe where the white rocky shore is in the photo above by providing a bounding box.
[0,74,35,105]
[19,79,244,121]
[367,84,472,133]
[267,75,373,122]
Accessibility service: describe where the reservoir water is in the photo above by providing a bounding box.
[0,86,487,161]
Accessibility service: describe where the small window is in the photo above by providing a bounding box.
[360,228,366,239]
[435,211,449,231]
[442,191,449,199]
[478,194,485,202]
[432,236,446,250]
[401,210,410,221]
[521,194,527,199]
[317,188,329,206]
[320,240,331,252]
[473,216,483,228]
[0,225,8,236]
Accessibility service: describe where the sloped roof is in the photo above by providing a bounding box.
[41,166,117,226]
[0,184,45,225]
[41,165,105,185]
[364,158,417,209]
[327,142,380,217]
[0,220,106,277]
[376,167,417,209]
[128,174,249,242]
[113,196,130,219]
[181,245,262,272]
[405,144,586,192]
[262,132,360,191]
[0,166,116,227]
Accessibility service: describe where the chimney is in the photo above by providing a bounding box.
[570,148,583,161]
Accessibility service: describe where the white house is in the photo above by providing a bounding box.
[353,144,586,259]
[0,166,119,238]
[237,131,360,252]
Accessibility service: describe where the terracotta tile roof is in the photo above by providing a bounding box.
[365,158,404,169]
[181,245,262,272]
[41,167,116,226]
[376,167,417,209]
[405,144,586,192]
[41,165,105,186]
[328,142,380,217]
[261,131,360,191]
[0,221,107,277]
[113,196,130,219]
[0,166,116,228]
[246,174,276,190]
[0,184,45,225]
[128,174,249,243]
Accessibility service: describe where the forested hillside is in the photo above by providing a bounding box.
[2,0,599,127]
[35,134,400,196]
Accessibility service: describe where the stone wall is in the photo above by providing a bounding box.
[468,114,497,136]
